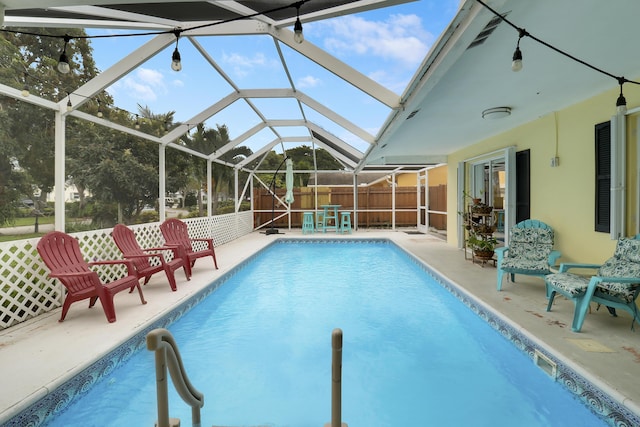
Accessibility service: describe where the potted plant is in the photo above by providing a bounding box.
[467,232,498,259]
[462,190,482,206]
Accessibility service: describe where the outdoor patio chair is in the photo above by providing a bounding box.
[37,231,147,323]
[545,235,640,332]
[160,218,218,278]
[496,219,561,297]
[112,224,189,292]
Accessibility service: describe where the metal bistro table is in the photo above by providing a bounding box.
[320,204,341,233]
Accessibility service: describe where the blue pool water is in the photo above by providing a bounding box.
[44,240,606,426]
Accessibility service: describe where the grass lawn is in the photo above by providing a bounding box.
[0,217,54,242]
[3,216,55,227]
[0,232,44,242]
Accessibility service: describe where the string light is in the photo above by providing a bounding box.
[474,0,640,113]
[616,78,627,114]
[57,35,71,74]
[293,3,304,44]
[171,29,182,72]
[1,1,309,75]
[4,0,636,116]
[66,93,73,111]
[135,114,141,129]
[96,99,103,118]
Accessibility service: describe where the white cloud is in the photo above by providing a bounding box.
[319,14,433,67]
[297,75,321,88]
[116,67,168,102]
[367,69,410,94]
[222,51,273,78]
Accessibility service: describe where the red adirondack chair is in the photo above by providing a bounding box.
[37,231,147,323]
[160,218,218,278]
[112,224,189,292]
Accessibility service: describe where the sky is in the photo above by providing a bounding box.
[87,0,460,156]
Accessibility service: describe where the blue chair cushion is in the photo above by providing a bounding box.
[500,227,554,274]
[547,238,640,303]
[596,238,640,303]
[545,272,588,297]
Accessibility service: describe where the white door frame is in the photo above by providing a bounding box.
[417,168,428,233]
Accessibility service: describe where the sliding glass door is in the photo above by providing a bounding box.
[458,147,515,247]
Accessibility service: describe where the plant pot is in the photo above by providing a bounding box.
[471,204,493,214]
[473,249,494,260]
[472,224,494,234]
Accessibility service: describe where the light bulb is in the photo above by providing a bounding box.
[66,99,72,112]
[616,94,627,114]
[294,18,304,44]
[21,86,30,97]
[171,48,182,72]
[511,47,522,72]
[58,52,70,74]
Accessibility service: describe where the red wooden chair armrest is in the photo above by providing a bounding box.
[162,243,188,257]
[123,252,164,262]
[89,259,136,275]
[143,246,183,258]
[144,246,176,252]
[50,270,95,279]
[192,238,214,248]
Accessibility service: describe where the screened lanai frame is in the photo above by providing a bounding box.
[0,0,441,233]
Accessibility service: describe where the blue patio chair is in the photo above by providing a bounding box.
[545,236,640,332]
[496,219,561,297]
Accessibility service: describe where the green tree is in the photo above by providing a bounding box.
[0,27,101,227]
[0,105,29,225]
[184,123,252,215]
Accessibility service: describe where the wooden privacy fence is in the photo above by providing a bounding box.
[254,186,446,229]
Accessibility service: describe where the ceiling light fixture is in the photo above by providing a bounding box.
[171,30,182,71]
[616,78,627,114]
[482,107,511,119]
[293,3,304,44]
[57,35,71,74]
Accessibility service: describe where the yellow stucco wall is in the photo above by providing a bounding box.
[446,83,640,264]
[428,164,447,186]
[396,173,418,186]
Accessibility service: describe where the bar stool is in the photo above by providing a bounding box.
[339,211,352,234]
[302,212,315,234]
[316,212,324,233]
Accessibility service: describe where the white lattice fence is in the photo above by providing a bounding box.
[0,211,254,330]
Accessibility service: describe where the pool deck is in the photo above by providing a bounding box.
[1,230,639,423]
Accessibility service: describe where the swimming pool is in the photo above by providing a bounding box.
[7,239,637,426]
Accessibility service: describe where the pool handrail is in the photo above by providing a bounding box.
[147,328,204,427]
[325,328,348,427]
